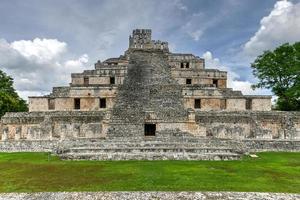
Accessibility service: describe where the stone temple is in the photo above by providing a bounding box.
[0,29,299,160]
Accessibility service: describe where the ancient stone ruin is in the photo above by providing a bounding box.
[0,29,299,160]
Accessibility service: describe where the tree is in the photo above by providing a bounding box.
[0,70,28,117]
[251,42,300,111]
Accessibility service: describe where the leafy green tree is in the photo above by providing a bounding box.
[251,42,300,111]
[0,70,28,117]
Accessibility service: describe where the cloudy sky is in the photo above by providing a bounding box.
[0,0,300,100]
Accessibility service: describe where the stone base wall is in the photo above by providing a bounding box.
[243,139,300,152]
[196,111,300,140]
[0,139,299,153]
[0,140,58,152]
[0,111,106,141]
[0,111,299,143]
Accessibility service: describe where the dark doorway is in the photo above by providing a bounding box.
[194,99,201,109]
[180,63,184,68]
[144,124,156,136]
[186,78,192,84]
[100,98,106,108]
[110,77,115,84]
[74,98,80,110]
[213,79,218,87]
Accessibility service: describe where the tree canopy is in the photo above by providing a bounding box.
[0,70,28,117]
[251,42,300,111]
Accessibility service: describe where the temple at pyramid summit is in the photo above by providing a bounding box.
[0,29,299,160]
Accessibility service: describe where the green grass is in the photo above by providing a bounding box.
[0,152,299,193]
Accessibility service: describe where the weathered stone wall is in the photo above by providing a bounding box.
[69,87,117,97]
[72,76,124,85]
[1,111,299,142]
[196,111,300,140]
[1,138,299,153]
[250,98,272,111]
[0,111,106,141]
[243,139,300,152]
[200,98,223,111]
[71,67,127,86]
[71,77,84,85]
[55,98,74,111]
[30,96,116,112]
[218,79,227,88]
[169,53,205,70]
[226,98,246,110]
[29,98,49,111]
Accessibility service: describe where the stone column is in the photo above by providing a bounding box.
[15,127,21,140]
[2,127,8,141]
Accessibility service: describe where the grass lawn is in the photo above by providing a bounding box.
[0,152,299,193]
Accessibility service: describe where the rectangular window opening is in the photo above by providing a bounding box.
[180,63,184,68]
[100,98,106,108]
[246,99,252,110]
[48,98,55,110]
[74,98,80,110]
[186,78,192,84]
[186,62,190,68]
[144,124,156,136]
[194,99,201,109]
[84,77,89,85]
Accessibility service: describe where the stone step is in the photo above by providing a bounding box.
[66,147,236,154]
[62,138,242,146]
[59,152,242,161]
[65,142,243,150]
[65,144,242,151]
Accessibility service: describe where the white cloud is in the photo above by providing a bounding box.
[0,38,89,100]
[243,0,300,57]
[64,54,89,69]
[202,51,270,96]
[188,29,203,41]
[11,38,67,62]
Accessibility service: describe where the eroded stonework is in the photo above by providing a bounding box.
[0,29,299,159]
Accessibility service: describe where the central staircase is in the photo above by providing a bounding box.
[56,49,246,161]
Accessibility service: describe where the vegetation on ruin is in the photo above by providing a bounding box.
[251,42,300,111]
[0,152,299,193]
[0,70,28,117]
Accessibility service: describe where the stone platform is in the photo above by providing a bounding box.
[53,136,245,160]
[59,145,242,161]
